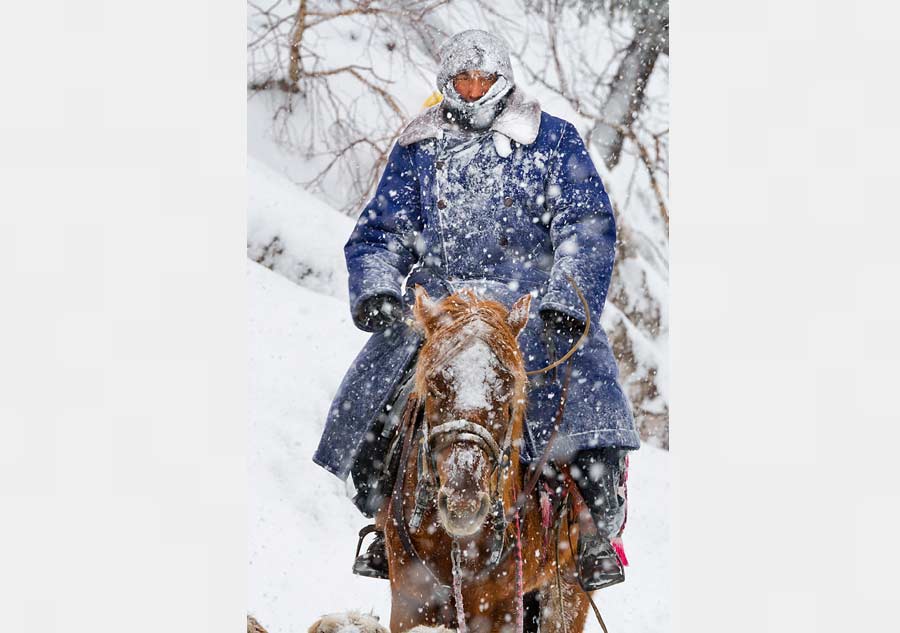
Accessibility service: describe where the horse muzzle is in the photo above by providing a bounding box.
[437,487,491,536]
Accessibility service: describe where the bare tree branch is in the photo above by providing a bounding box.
[287,0,309,86]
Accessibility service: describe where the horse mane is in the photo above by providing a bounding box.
[413,288,528,453]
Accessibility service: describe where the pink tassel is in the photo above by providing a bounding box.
[540,485,553,530]
[611,537,629,567]
[539,485,553,556]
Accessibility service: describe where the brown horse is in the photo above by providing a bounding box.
[377,285,593,633]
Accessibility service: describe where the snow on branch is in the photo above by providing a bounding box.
[248,0,452,213]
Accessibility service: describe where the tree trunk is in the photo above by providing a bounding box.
[595,7,668,169]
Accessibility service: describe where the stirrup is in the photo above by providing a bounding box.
[352,525,389,580]
[577,535,625,591]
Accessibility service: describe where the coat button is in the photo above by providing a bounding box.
[499,236,509,246]
[503,196,513,207]
[436,160,445,169]
[437,199,447,209]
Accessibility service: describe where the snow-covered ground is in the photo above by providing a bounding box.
[248,259,671,632]
[248,156,353,299]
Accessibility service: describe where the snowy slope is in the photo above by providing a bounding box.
[248,156,354,299]
[248,260,670,633]
[248,261,378,631]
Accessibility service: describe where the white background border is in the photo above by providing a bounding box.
[673,1,900,630]
[1,1,246,631]
[2,1,899,631]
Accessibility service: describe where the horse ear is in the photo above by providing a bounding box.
[507,293,532,336]
[413,285,440,335]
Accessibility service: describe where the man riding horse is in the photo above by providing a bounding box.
[311,29,640,592]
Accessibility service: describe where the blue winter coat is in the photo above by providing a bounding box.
[313,93,639,480]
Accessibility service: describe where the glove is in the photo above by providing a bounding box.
[358,294,403,332]
[541,309,584,339]
[540,309,585,364]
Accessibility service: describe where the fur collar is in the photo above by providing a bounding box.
[398,88,541,158]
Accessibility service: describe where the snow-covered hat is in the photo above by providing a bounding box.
[436,30,515,93]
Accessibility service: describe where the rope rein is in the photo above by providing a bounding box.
[451,540,468,633]
[514,508,525,633]
[525,275,591,377]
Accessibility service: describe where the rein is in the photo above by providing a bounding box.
[504,275,590,522]
[525,275,590,377]
[505,360,573,524]
[451,540,468,633]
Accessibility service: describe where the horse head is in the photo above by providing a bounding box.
[412,285,531,537]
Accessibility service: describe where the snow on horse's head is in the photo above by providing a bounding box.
[412,285,531,536]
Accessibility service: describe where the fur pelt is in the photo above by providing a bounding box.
[397,88,541,157]
[308,611,389,633]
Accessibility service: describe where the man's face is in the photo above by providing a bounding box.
[452,70,498,102]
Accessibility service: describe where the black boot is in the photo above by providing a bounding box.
[352,525,389,579]
[570,448,627,591]
[576,532,624,591]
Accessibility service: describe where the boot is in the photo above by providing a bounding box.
[576,532,624,591]
[352,525,389,579]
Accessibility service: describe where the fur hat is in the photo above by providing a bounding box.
[436,30,515,93]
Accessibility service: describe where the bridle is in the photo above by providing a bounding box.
[402,274,591,537]
[389,276,593,631]
[410,320,523,567]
